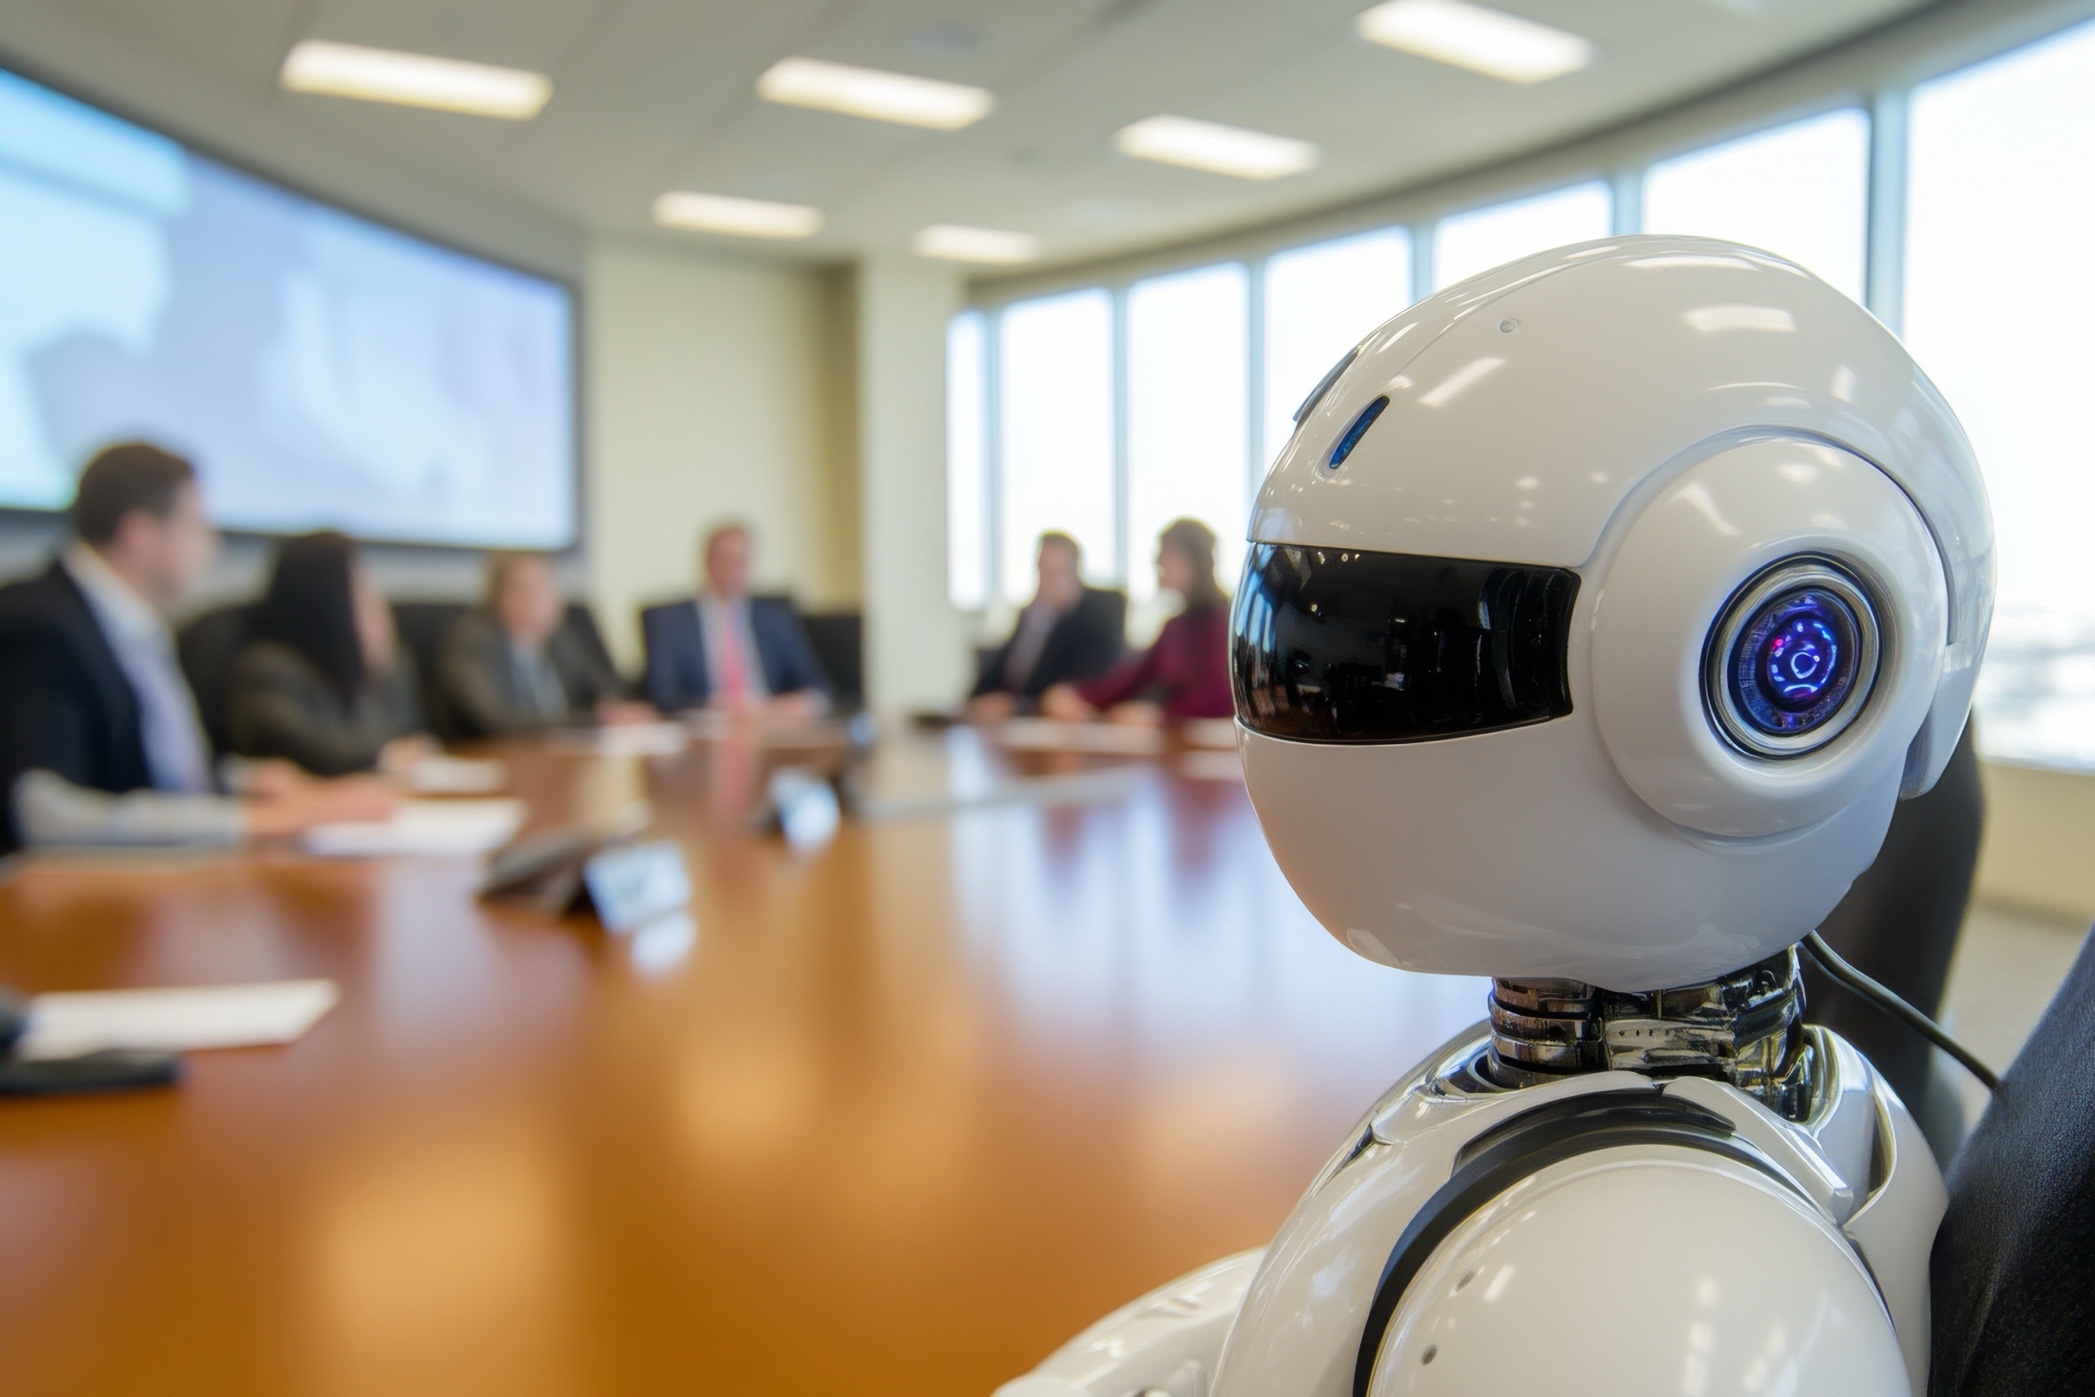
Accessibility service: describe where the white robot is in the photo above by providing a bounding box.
[997,235,1993,1397]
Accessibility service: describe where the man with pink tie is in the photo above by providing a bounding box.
[639,523,830,718]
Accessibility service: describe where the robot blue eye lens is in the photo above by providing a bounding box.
[1759,615,1842,709]
[1727,588,1859,736]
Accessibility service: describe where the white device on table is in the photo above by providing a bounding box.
[998,235,1993,1397]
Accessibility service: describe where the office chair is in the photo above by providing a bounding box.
[1804,721,1985,1161]
[1929,923,2095,1395]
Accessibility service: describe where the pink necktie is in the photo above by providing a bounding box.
[716,609,753,701]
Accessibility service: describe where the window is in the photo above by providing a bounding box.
[1907,20,2095,767]
[1643,108,1869,302]
[1124,263,1251,603]
[1262,229,1413,466]
[1432,180,1611,291]
[997,288,1116,604]
[945,312,989,611]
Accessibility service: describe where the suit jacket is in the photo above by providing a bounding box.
[438,609,628,737]
[0,563,152,852]
[640,595,830,713]
[971,587,1127,700]
[225,640,423,777]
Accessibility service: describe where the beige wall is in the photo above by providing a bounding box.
[855,257,970,712]
[584,240,858,672]
[1976,761,2095,925]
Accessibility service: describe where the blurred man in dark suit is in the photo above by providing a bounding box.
[965,532,1126,722]
[640,523,829,717]
[0,444,390,854]
[439,552,653,736]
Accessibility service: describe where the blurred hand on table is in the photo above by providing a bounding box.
[595,699,660,727]
[962,692,1018,725]
[243,774,397,841]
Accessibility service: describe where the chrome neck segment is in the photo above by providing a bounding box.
[1481,948,1814,1118]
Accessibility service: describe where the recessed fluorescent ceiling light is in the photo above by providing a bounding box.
[757,57,992,130]
[653,192,822,240]
[913,224,1039,264]
[1356,0,1593,84]
[1114,115,1318,180]
[280,40,552,118]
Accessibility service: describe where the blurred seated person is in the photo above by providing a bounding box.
[1041,518,1233,727]
[640,522,829,717]
[439,552,653,736]
[963,531,1126,723]
[227,531,431,776]
[0,444,392,853]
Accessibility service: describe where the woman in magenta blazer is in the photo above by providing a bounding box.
[1041,517,1233,724]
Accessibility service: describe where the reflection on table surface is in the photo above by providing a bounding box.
[0,724,1485,1397]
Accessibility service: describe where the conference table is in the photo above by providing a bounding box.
[0,721,1486,1396]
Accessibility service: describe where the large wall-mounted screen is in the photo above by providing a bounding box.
[0,65,575,549]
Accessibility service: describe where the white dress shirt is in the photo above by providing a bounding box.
[63,543,212,793]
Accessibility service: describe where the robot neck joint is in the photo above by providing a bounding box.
[1483,948,1813,1118]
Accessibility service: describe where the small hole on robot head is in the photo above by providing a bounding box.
[1456,1269,1476,1291]
[1421,1345,1438,1365]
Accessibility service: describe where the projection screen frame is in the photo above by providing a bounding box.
[0,47,585,554]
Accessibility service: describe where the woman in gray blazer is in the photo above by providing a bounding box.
[437,553,646,736]
[227,532,426,776]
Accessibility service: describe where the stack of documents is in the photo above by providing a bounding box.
[19,980,340,1059]
[302,799,526,857]
[407,756,509,794]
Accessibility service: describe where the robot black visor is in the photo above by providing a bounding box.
[1231,542,1579,743]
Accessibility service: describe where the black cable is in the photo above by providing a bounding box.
[1801,930,2000,1092]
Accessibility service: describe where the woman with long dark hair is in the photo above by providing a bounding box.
[1041,517,1233,724]
[226,532,427,775]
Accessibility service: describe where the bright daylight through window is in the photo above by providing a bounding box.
[996,289,1116,605]
[1642,107,1869,302]
[1907,20,2095,769]
[945,311,989,611]
[1125,263,1248,602]
[1432,179,1611,289]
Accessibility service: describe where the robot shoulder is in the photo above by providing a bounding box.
[1365,1140,1908,1396]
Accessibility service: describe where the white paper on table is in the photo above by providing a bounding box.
[409,756,509,794]
[996,718,1166,756]
[302,798,526,857]
[1180,749,1245,782]
[549,722,688,757]
[20,979,340,1060]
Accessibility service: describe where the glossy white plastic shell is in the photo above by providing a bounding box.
[1589,438,1946,838]
[1253,235,1991,799]
[996,1025,1942,1397]
[1241,235,1992,988]
[1366,1151,1907,1396]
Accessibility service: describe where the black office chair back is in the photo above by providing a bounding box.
[800,610,862,711]
[176,602,254,757]
[1930,925,2095,1396]
[1804,722,1984,1155]
[387,600,468,739]
[560,601,623,693]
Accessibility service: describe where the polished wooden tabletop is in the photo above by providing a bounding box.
[0,725,1485,1396]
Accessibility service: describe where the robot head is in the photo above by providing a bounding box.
[1235,235,1992,990]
